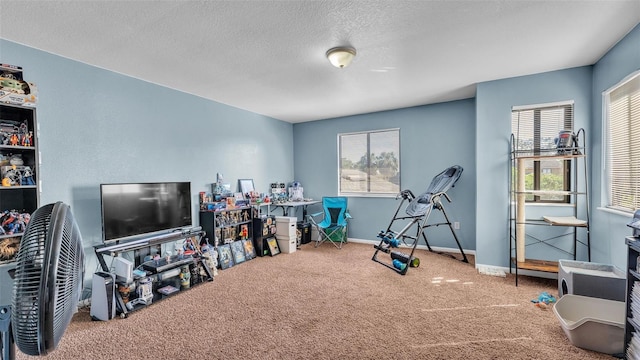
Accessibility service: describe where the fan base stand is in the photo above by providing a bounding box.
[1,304,16,360]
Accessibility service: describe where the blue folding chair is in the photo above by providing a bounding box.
[307,197,351,249]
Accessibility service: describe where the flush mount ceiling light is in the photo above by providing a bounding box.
[326,47,356,68]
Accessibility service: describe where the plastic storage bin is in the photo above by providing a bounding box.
[297,221,311,245]
[558,259,626,301]
[553,294,625,355]
[276,235,296,254]
[276,216,297,237]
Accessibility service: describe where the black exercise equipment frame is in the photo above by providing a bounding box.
[372,189,468,275]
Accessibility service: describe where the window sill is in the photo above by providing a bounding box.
[339,192,397,199]
[511,202,574,208]
[596,206,634,218]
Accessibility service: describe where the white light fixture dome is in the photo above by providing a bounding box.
[326,47,356,68]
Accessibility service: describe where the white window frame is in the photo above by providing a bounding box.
[602,70,640,213]
[338,128,400,197]
[511,100,574,203]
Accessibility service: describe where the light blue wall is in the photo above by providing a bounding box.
[292,99,477,251]
[0,22,637,288]
[590,24,640,270]
[0,39,293,279]
[475,67,593,268]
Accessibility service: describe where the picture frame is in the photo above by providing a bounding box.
[267,238,280,256]
[230,240,246,265]
[238,179,255,197]
[243,239,256,260]
[218,244,234,270]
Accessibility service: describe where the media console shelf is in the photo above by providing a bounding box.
[93,227,213,318]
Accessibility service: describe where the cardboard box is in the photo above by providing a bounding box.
[276,216,297,236]
[276,235,296,254]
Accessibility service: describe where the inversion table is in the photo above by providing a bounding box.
[372,165,468,275]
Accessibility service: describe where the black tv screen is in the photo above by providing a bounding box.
[100,182,192,242]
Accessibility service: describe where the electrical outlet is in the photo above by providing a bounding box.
[454,222,460,229]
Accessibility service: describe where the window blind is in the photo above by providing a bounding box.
[607,73,640,212]
[511,102,574,202]
[511,102,574,154]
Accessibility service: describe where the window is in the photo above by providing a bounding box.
[339,129,400,196]
[511,102,574,203]
[605,72,640,212]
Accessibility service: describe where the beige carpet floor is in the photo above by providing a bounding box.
[15,242,614,359]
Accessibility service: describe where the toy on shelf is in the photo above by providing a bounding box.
[288,181,304,201]
[226,196,236,209]
[0,210,30,235]
[213,173,225,194]
[179,265,191,289]
[200,242,218,276]
[0,119,34,148]
[9,154,23,166]
[21,131,33,147]
[22,166,35,185]
[183,236,199,256]
[247,190,260,205]
[270,182,288,204]
[0,63,38,105]
[212,173,232,198]
[1,164,35,187]
[0,236,20,262]
[136,277,154,305]
[9,133,18,146]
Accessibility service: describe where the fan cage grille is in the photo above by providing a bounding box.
[11,202,84,356]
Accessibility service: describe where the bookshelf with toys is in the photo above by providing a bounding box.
[0,100,39,265]
[199,190,256,271]
[0,64,40,310]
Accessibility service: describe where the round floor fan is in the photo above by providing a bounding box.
[0,202,85,360]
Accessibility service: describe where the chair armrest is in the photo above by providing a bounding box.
[309,211,323,217]
[345,212,352,219]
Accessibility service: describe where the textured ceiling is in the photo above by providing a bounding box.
[0,1,639,123]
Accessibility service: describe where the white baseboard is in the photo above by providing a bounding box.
[349,238,555,280]
[346,238,476,255]
[475,263,557,280]
[476,264,508,277]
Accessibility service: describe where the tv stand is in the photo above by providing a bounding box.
[141,254,197,273]
[93,227,213,318]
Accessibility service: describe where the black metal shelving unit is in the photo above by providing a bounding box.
[625,236,640,358]
[508,129,590,285]
[93,228,213,318]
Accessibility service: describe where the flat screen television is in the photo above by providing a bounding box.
[100,181,192,243]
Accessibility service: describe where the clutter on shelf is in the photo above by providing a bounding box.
[0,63,38,106]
